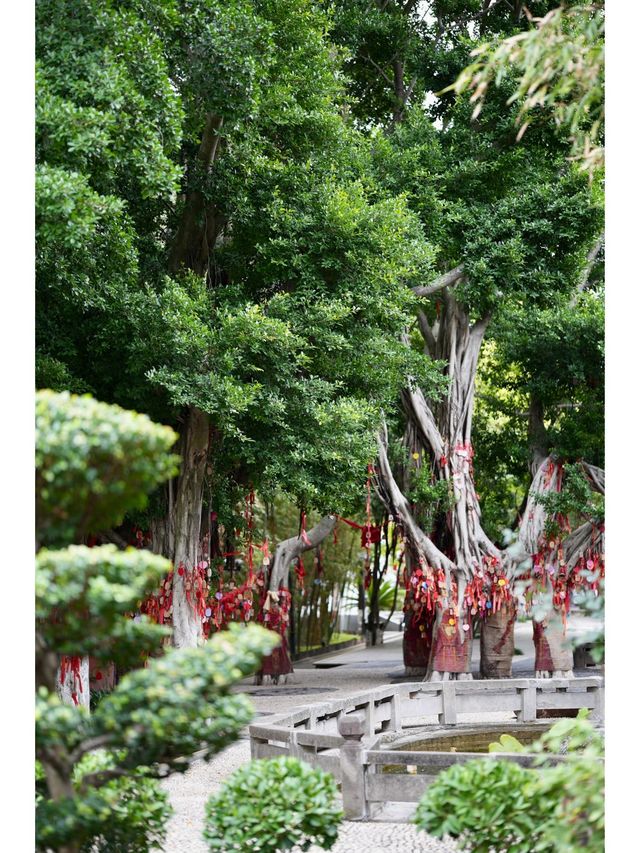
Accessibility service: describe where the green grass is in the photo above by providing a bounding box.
[298,632,358,654]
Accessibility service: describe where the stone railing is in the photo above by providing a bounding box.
[249,676,603,819]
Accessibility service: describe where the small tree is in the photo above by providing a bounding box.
[36,391,278,852]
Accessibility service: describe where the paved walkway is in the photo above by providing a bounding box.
[160,616,602,852]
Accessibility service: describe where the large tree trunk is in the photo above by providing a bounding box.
[168,113,224,277]
[377,288,496,679]
[160,110,224,647]
[402,551,433,675]
[171,407,210,648]
[403,620,433,674]
[533,614,574,678]
[42,762,78,853]
[429,608,473,680]
[378,284,604,681]
[39,649,81,850]
[519,443,605,677]
[518,453,567,677]
[480,601,517,678]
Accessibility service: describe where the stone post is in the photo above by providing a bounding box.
[338,713,367,820]
[588,681,605,726]
[516,682,537,722]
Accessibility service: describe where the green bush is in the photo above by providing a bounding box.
[415,758,538,853]
[414,714,604,853]
[203,757,343,852]
[36,544,170,666]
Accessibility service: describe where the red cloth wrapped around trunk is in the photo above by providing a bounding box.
[259,636,294,678]
[403,617,433,671]
[431,621,472,673]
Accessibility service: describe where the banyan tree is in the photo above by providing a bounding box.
[373,262,604,680]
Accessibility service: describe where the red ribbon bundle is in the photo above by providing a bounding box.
[258,586,291,636]
[404,562,446,625]
[464,570,488,616]
[141,572,174,625]
[483,555,511,613]
[300,511,312,546]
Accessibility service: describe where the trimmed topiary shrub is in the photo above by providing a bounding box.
[203,757,343,852]
[414,757,538,853]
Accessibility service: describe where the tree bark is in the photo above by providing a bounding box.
[428,608,473,680]
[403,621,433,674]
[527,394,549,477]
[171,407,210,648]
[533,614,574,677]
[42,760,78,853]
[480,601,516,678]
[479,395,549,678]
[402,551,433,675]
[168,113,224,277]
[268,515,337,592]
[57,655,90,710]
[519,452,605,676]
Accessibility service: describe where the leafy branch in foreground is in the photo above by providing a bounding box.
[448,4,604,176]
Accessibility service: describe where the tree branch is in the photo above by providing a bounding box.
[527,395,549,477]
[69,735,119,766]
[564,520,603,572]
[268,515,337,591]
[416,309,437,355]
[364,54,393,87]
[579,461,605,495]
[401,386,445,459]
[471,310,492,338]
[77,767,137,793]
[102,529,129,549]
[412,265,465,297]
[168,113,225,275]
[518,455,560,554]
[375,421,455,574]
[474,0,508,25]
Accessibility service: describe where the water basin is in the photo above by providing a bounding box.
[392,723,550,754]
[381,722,552,773]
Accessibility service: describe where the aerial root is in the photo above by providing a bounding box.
[427,670,473,681]
[536,669,574,679]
